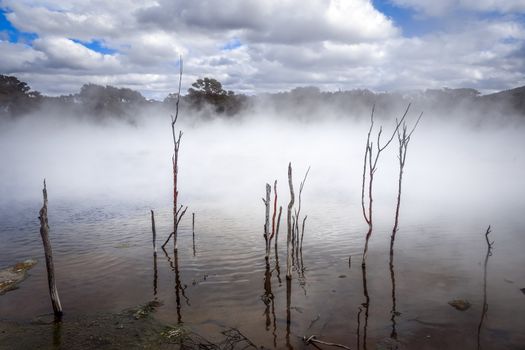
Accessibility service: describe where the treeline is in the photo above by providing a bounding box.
[0,75,247,121]
[1,74,524,122]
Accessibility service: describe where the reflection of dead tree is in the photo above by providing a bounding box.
[286,163,295,280]
[356,306,362,350]
[261,263,277,346]
[162,246,189,323]
[360,265,370,350]
[389,252,398,340]
[153,251,158,298]
[477,225,493,350]
[361,105,408,266]
[163,57,188,252]
[38,179,63,321]
[285,278,292,349]
[151,210,158,297]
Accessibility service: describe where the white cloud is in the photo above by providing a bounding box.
[0,0,523,98]
[32,36,120,70]
[390,0,525,17]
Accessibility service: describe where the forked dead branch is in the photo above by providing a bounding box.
[361,104,410,266]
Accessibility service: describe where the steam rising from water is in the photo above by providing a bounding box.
[0,108,524,229]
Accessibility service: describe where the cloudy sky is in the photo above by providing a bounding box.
[1,0,524,99]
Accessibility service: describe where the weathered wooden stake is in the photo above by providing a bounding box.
[151,210,157,254]
[38,179,63,320]
[286,163,295,279]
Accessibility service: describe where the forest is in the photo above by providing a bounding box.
[1,74,524,123]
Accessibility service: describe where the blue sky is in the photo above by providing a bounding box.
[0,0,524,97]
[0,8,37,44]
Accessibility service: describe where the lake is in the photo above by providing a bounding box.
[1,114,524,349]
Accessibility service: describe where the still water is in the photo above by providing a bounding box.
[1,116,525,349]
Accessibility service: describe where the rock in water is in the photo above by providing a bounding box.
[0,260,37,295]
[448,299,471,311]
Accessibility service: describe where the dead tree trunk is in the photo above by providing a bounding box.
[38,180,63,321]
[361,105,409,267]
[263,183,271,262]
[286,163,295,280]
[166,56,187,252]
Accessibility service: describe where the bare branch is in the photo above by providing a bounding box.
[303,335,352,350]
[162,232,175,249]
[270,180,278,240]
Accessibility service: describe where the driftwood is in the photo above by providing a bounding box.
[286,163,295,280]
[303,335,352,349]
[361,105,409,266]
[38,179,63,320]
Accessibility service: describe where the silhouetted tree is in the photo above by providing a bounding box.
[186,77,245,115]
[0,75,42,117]
[77,83,147,118]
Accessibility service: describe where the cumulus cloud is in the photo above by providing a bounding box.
[0,0,524,98]
[390,0,525,17]
[137,0,398,44]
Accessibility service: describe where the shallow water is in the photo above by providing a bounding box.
[1,116,525,349]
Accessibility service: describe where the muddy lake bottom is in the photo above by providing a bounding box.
[1,199,525,350]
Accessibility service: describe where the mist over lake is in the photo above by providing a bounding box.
[1,105,524,349]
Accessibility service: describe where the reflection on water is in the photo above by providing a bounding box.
[1,198,525,349]
[477,226,494,350]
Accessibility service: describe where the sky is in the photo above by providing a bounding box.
[0,0,524,99]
